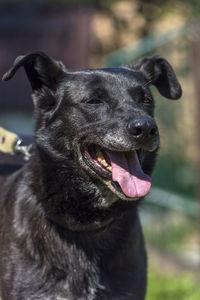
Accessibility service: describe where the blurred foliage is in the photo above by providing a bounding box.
[152,155,196,198]
[1,0,200,22]
[144,215,196,253]
[1,0,200,13]
[0,0,198,56]
[0,0,120,5]
[147,268,200,300]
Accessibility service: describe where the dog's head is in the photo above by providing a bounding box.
[3,52,181,226]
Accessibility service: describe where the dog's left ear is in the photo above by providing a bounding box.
[127,56,182,100]
[2,51,66,92]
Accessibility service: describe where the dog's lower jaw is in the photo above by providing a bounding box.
[100,180,140,203]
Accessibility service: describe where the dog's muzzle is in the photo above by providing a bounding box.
[77,117,159,202]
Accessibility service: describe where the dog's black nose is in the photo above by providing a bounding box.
[127,119,158,140]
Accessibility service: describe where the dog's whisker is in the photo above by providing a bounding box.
[144,80,153,86]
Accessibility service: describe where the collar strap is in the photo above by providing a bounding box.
[0,127,32,160]
[67,217,114,232]
[50,214,115,232]
[0,126,18,155]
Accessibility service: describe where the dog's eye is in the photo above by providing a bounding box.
[84,99,103,105]
[143,97,151,104]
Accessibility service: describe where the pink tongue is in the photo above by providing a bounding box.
[106,151,151,198]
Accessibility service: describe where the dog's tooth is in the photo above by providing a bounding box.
[107,166,112,171]
[101,159,108,167]
[97,157,108,167]
[97,151,104,161]
[97,151,107,164]
[97,150,110,168]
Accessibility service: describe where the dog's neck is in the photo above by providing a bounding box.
[13,162,144,298]
[29,147,139,233]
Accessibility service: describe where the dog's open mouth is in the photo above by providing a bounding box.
[84,145,151,199]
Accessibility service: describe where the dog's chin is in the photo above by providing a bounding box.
[77,143,151,202]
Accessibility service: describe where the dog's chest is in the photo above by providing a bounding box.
[55,254,105,300]
[23,246,106,300]
[32,274,104,300]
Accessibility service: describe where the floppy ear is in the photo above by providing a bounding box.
[2,51,66,92]
[127,56,182,100]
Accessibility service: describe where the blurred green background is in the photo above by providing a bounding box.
[1,0,200,298]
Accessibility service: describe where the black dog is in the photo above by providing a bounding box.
[0,52,181,300]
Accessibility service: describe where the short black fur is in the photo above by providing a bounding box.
[0,52,181,300]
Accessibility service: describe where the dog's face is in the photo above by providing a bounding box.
[53,68,159,202]
[3,53,182,224]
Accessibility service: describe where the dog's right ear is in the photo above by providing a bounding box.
[2,51,66,93]
[126,56,182,100]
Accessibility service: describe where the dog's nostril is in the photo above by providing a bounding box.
[149,127,158,137]
[127,121,144,138]
[127,119,158,140]
[132,127,143,137]
[127,121,143,137]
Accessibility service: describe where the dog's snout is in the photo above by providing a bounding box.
[127,119,158,140]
